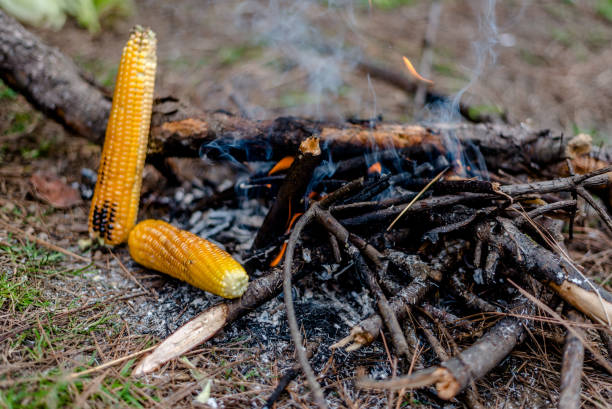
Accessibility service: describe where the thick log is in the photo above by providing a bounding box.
[1,9,611,175]
[0,10,110,144]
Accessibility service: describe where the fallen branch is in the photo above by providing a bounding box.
[558,310,585,409]
[487,218,612,325]
[357,295,534,400]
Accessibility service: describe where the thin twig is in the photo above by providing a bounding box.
[387,167,448,230]
[0,219,90,263]
[282,207,328,409]
[67,346,157,379]
[508,279,612,375]
[576,186,612,234]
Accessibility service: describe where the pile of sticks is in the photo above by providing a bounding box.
[1,10,611,407]
[132,129,612,407]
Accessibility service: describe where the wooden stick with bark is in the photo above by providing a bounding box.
[357,295,535,400]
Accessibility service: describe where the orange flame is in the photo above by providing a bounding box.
[270,241,288,267]
[308,191,320,201]
[402,56,434,85]
[368,162,382,174]
[285,212,304,235]
[268,156,295,175]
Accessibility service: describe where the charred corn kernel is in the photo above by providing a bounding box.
[88,26,156,245]
[128,220,249,298]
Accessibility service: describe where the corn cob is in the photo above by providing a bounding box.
[88,26,156,245]
[128,220,249,299]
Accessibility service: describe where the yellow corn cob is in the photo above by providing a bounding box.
[128,220,249,299]
[88,26,156,245]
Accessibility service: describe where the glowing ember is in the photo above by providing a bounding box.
[268,156,295,175]
[368,162,382,174]
[402,56,434,84]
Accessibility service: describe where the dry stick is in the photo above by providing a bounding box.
[356,253,412,363]
[508,280,612,375]
[414,0,442,110]
[450,275,499,313]
[575,186,612,234]
[252,136,322,250]
[332,275,434,352]
[387,167,448,230]
[416,315,485,409]
[420,303,475,331]
[558,310,585,409]
[490,218,612,326]
[357,295,534,400]
[282,209,328,409]
[314,208,415,361]
[0,219,91,263]
[515,200,577,226]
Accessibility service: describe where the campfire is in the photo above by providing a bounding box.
[1,6,611,408]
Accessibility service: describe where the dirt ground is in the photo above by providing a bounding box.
[1,0,612,408]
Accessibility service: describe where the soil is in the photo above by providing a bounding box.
[1,1,611,408]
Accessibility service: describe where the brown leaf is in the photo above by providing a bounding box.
[30,171,82,209]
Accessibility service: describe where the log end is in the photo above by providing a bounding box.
[299,135,321,156]
[434,367,460,400]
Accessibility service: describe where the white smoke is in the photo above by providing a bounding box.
[235,0,361,120]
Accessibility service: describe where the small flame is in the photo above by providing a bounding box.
[368,162,382,174]
[268,156,295,175]
[269,241,288,267]
[402,56,434,85]
[285,212,304,235]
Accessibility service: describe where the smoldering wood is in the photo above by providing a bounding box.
[252,136,322,250]
[339,171,610,228]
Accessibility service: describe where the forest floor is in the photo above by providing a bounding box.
[1,0,611,408]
